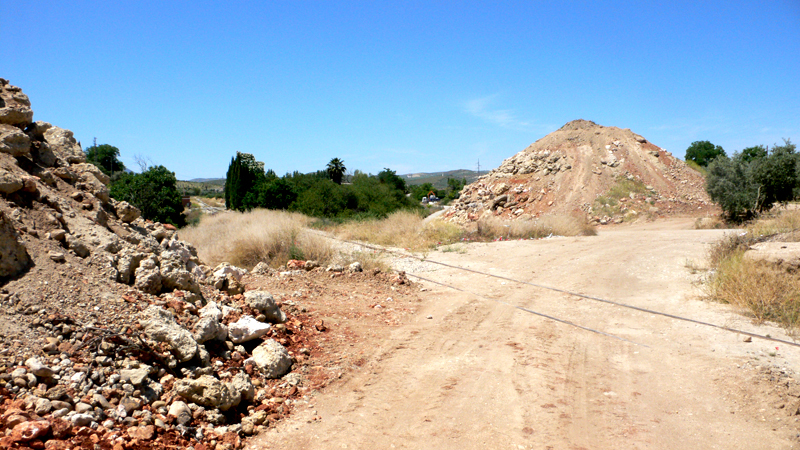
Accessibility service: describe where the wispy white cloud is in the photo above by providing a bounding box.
[464,95,544,132]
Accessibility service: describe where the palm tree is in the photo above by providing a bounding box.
[326,158,346,185]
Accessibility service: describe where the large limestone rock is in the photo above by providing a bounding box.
[113,200,141,223]
[244,291,286,323]
[43,126,85,164]
[192,315,228,344]
[138,305,198,362]
[160,256,200,294]
[0,124,31,157]
[251,339,292,379]
[230,372,255,403]
[0,168,24,195]
[0,79,33,126]
[134,256,162,294]
[0,209,30,278]
[173,375,241,411]
[228,316,271,344]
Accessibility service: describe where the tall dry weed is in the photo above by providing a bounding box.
[178,209,333,269]
[336,210,463,251]
[706,208,800,330]
[476,215,596,239]
[707,252,800,328]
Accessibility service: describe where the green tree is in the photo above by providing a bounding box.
[686,141,726,167]
[706,139,798,221]
[225,152,266,211]
[377,168,407,193]
[750,140,798,209]
[85,143,125,176]
[110,165,186,226]
[741,145,767,163]
[706,156,759,221]
[326,158,346,185]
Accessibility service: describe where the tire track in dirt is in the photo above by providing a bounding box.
[251,220,800,449]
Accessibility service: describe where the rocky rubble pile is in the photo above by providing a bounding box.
[0,79,347,449]
[446,119,715,225]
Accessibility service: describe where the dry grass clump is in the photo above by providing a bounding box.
[179,209,334,269]
[335,210,464,251]
[694,216,726,230]
[705,209,800,330]
[750,209,800,241]
[707,252,800,328]
[476,215,596,239]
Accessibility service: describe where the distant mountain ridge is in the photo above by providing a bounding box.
[400,169,482,189]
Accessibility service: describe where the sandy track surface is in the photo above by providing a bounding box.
[251,219,800,449]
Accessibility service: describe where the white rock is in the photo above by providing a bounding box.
[251,339,292,379]
[228,316,271,344]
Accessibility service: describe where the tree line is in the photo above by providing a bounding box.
[685,139,798,222]
[225,153,464,219]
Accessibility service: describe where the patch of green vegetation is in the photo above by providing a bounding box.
[684,160,709,177]
[592,177,649,220]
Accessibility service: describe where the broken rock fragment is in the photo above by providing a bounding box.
[138,305,198,362]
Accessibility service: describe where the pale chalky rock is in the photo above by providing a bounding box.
[199,301,223,321]
[251,339,292,379]
[0,124,30,157]
[114,200,141,223]
[0,79,34,126]
[244,291,286,323]
[193,315,228,343]
[174,375,241,411]
[168,400,192,425]
[0,168,24,194]
[138,305,198,362]
[25,358,55,378]
[134,257,162,295]
[44,126,85,164]
[120,367,150,386]
[230,372,255,403]
[228,316,271,344]
[160,256,200,294]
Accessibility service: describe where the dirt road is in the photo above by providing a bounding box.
[251,219,800,449]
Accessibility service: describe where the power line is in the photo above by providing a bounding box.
[318,232,800,349]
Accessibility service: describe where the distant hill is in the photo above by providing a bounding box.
[188,178,225,185]
[180,171,483,192]
[400,169,482,190]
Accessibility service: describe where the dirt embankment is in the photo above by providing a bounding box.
[448,119,717,225]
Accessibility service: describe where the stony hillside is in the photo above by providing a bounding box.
[0,79,412,449]
[446,120,715,225]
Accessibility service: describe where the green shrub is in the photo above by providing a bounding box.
[110,166,186,227]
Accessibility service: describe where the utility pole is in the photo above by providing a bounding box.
[476,159,481,176]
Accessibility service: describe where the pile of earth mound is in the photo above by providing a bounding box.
[446,119,716,225]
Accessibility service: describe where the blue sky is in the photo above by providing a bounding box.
[3,1,799,180]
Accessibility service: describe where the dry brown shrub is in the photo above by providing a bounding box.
[178,209,333,269]
[476,215,596,239]
[336,210,464,251]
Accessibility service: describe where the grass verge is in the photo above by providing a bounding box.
[475,215,596,239]
[334,210,464,252]
[178,209,334,269]
[705,209,800,330]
